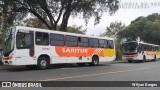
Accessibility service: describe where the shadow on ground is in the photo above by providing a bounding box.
[2,63,111,72]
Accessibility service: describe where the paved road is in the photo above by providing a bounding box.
[0,60,160,90]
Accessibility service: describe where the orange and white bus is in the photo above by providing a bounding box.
[2,26,115,69]
[122,41,160,63]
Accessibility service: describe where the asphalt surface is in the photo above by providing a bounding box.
[0,60,160,90]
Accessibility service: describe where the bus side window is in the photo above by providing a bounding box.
[99,39,107,48]
[149,45,152,51]
[35,32,49,45]
[105,40,109,48]
[108,40,114,49]
[50,34,64,46]
[65,35,77,47]
[78,37,89,47]
[89,38,99,48]
[153,46,155,51]
[157,46,159,51]
[156,46,158,51]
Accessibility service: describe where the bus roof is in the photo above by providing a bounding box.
[14,26,114,40]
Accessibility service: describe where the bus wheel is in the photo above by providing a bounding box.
[90,56,99,66]
[26,65,36,70]
[37,57,49,70]
[128,60,132,63]
[77,63,86,66]
[142,56,146,63]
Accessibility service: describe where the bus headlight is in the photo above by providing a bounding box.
[3,56,13,60]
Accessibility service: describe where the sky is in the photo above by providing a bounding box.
[67,0,160,35]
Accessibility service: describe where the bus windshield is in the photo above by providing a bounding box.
[122,42,138,54]
[3,28,15,56]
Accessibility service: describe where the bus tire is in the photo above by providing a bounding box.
[128,60,132,63]
[90,56,99,66]
[77,63,86,66]
[37,57,49,70]
[26,65,36,70]
[142,56,146,63]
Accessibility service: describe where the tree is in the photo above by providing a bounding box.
[23,18,48,29]
[0,0,119,32]
[0,0,27,47]
[117,13,160,45]
[100,21,125,38]
[23,17,86,34]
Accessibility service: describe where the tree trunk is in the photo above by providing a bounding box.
[60,12,70,32]
[60,0,72,32]
[53,24,57,30]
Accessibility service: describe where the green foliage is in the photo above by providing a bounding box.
[0,0,119,48]
[23,18,48,29]
[23,18,86,34]
[0,0,27,48]
[66,25,86,34]
[117,13,160,45]
[0,0,119,32]
[100,21,125,38]
[100,21,125,60]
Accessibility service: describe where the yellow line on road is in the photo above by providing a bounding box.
[38,67,149,81]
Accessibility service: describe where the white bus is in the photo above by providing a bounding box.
[122,41,160,63]
[2,26,115,69]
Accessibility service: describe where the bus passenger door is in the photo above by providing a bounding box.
[15,31,35,65]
